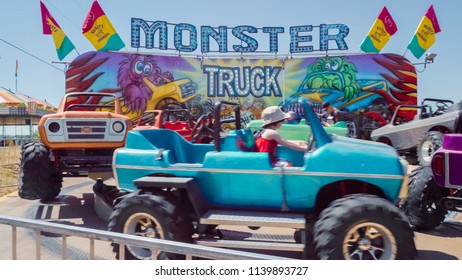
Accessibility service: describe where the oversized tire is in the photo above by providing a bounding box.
[417,131,443,166]
[190,113,214,143]
[108,193,194,260]
[376,136,392,146]
[402,166,448,230]
[313,194,416,260]
[337,112,360,138]
[187,96,205,120]
[361,104,392,140]
[360,115,381,140]
[18,141,62,200]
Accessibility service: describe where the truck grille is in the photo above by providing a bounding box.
[66,120,107,140]
[180,81,196,99]
[282,102,322,117]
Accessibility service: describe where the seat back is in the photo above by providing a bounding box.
[421,106,430,119]
[163,121,190,131]
[139,129,213,163]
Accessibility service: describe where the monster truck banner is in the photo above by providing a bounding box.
[65,51,417,136]
[130,18,350,53]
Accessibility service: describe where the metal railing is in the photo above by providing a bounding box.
[0,215,292,260]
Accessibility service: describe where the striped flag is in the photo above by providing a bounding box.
[360,6,397,53]
[15,60,18,77]
[407,5,441,59]
[40,1,76,60]
[82,1,125,51]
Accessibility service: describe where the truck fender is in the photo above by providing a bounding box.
[133,176,209,216]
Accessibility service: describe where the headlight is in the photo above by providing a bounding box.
[48,122,61,133]
[112,121,125,133]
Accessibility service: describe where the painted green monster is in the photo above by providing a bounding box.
[306,57,361,101]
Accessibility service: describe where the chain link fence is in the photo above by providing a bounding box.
[0,138,37,197]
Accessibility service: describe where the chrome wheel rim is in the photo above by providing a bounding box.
[343,222,397,260]
[346,122,358,138]
[421,141,434,162]
[124,212,164,259]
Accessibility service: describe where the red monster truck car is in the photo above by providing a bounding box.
[18,92,132,200]
[133,109,214,143]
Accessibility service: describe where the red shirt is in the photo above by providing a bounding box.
[255,136,279,165]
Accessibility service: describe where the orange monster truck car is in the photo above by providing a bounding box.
[18,92,132,200]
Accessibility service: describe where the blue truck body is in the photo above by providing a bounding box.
[113,99,406,211]
[105,98,416,260]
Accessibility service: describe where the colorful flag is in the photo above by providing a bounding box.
[82,1,125,51]
[15,60,18,77]
[360,6,397,53]
[40,1,76,60]
[40,1,54,35]
[407,5,441,59]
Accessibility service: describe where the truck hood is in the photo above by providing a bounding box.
[307,135,403,175]
[332,135,398,156]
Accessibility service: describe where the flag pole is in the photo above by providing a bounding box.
[15,59,18,91]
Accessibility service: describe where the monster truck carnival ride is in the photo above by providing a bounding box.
[93,98,416,260]
[403,113,462,230]
[18,92,132,200]
[133,108,215,144]
[371,98,460,166]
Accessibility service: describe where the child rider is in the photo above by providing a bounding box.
[255,106,307,166]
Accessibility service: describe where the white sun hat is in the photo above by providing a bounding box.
[261,106,290,128]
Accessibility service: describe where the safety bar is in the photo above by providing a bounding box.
[0,214,292,260]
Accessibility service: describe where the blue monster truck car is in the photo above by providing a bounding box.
[99,98,416,260]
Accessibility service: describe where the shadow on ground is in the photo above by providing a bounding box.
[417,250,458,260]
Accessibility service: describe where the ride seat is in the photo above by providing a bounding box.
[163,121,190,131]
[421,107,430,119]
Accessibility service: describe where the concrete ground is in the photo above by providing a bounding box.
[1,174,462,260]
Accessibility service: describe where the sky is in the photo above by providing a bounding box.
[0,0,460,108]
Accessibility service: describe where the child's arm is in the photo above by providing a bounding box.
[265,130,307,151]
